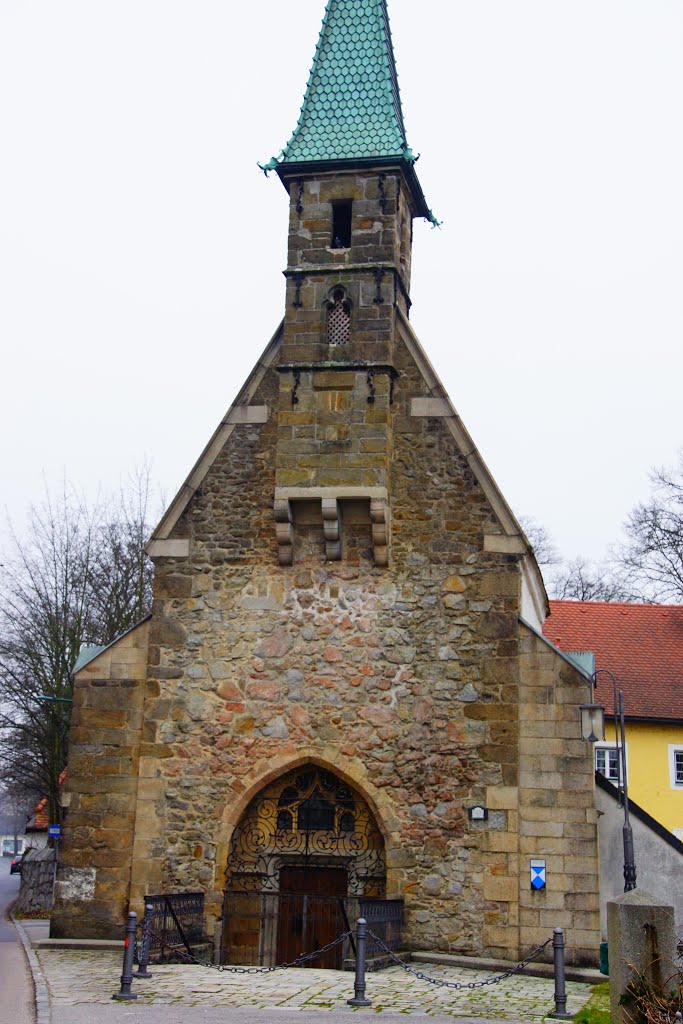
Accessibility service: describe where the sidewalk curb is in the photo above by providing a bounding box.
[12,914,51,1024]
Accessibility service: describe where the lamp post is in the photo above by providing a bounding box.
[580,669,636,892]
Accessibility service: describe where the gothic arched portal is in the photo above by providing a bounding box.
[222,766,386,966]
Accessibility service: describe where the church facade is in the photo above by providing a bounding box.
[52,0,601,965]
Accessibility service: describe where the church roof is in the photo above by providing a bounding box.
[261,0,437,223]
[281,0,407,165]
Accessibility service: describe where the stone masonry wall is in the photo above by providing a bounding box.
[127,333,539,959]
[281,171,413,367]
[517,626,601,964]
[51,333,601,960]
[51,621,149,938]
[16,847,55,914]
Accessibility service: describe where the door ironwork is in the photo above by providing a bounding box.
[226,767,386,896]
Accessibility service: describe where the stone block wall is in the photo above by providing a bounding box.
[124,332,533,956]
[16,847,55,913]
[517,625,601,964]
[50,320,601,964]
[281,170,414,367]
[50,620,149,938]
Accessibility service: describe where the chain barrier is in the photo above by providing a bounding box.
[149,929,352,974]
[366,929,553,990]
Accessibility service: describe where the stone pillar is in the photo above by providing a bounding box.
[607,888,678,1024]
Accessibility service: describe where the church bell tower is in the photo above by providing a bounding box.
[262,0,437,568]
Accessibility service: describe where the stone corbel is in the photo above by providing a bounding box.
[321,498,342,561]
[370,498,390,567]
[274,498,294,566]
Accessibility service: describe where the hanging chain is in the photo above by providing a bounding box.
[145,926,552,988]
[149,930,352,974]
[366,930,553,990]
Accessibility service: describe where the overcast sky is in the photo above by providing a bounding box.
[1,0,682,568]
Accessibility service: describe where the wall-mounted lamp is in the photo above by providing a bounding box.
[579,701,605,743]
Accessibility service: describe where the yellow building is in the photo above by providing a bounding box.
[544,601,683,838]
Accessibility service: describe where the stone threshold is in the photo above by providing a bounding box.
[411,951,604,984]
[33,938,123,951]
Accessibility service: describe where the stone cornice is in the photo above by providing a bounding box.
[283,263,411,311]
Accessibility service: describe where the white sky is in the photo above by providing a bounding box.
[1,1,682,565]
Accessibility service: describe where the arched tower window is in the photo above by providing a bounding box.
[327,288,350,346]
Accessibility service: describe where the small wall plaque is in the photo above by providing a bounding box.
[530,859,546,890]
[467,805,488,822]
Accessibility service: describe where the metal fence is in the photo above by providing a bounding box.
[362,899,403,957]
[145,891,205,956]
[221,892,403,968]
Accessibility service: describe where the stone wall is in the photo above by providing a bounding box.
[51,620,149,938]
[517,625,601,965]
[124,331,577,959]
[50,160,599,963]
[16,847,55,913]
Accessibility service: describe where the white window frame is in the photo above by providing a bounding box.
[594,742,628,783]
[668,746,683,789]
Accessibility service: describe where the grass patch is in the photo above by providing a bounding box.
[572,981,610,1024]
[12,909,52,920]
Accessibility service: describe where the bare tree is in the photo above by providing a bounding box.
[613,452,683,602]
[0,469,155,824]
[548,556,635,602]
[519,515,561,570]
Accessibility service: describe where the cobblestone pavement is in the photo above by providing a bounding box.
[35,948,595,1020]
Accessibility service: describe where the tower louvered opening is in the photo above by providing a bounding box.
[328,290,350,345]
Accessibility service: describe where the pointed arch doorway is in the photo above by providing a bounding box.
[222,766,386,967]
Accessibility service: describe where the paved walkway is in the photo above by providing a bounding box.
[34,946,596,1021]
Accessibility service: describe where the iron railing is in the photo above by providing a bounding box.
[145,891,205,957]
[362,898,403,957]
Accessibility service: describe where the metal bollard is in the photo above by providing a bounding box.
[112,912,139,1001]
[548,927,572,1019]
[135,903,154,979]
[347,917,372,1008]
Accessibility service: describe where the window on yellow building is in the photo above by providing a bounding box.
[595,745,620,782]
[669,746,683,788]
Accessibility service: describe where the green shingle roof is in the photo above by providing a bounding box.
[262,0,437,223]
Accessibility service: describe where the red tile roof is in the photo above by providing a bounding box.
[543,601,683,722]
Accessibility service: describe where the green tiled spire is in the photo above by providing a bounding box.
[263,0,436,222]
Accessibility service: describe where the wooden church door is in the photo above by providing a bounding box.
[277,865,347,969]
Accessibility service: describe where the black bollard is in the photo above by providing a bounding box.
[347,917,372,1008]
[135,903,154,979]
[549,927,572,1019]
[112,912,139,1001]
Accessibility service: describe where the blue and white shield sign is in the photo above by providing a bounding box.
[530,859,546,890]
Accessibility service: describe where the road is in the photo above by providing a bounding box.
[0,856,35,1024]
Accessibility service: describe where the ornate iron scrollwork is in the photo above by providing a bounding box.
[378,173,387,213]
[366,368,375,404]
[227,767,386,896]
[291,368,301,406]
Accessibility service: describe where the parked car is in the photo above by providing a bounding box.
[10,856,22,875]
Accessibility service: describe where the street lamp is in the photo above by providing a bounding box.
[580,668,637,892]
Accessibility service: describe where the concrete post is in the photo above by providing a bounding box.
[607,889,677,1024]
